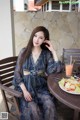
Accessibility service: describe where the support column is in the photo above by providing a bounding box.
[0,0,15,59]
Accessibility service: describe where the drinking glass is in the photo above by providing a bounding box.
[65,64,73,77]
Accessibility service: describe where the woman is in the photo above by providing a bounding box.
[13,26,61,120]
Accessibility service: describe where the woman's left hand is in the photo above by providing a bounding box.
[43,40,55,52]
[43,40,58,61]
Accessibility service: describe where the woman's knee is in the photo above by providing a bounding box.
[44,99,55,110]
[28,101,41,114]
[28,101,42,120]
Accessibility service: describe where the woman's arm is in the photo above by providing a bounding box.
[43,40,58,62]
[20,83,32,101]
[51,50,58,62]
[13,48,32,101]
[43,40,62,74]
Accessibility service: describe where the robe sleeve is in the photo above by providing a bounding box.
[46,51,62,75]
[12,48,25,87]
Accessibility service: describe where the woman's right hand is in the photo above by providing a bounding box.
[23,90,32,101]
[19,83,32,101]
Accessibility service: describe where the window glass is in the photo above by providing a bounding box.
[42,5,44,11]
[62,3,69,10]
[52,1,60,10]
[71,3,78,11]
[47,2,49,10]
[44,3,46,11]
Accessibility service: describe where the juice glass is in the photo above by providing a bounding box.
[65,64,73,77]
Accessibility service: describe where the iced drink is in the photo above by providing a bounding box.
[65,64,73,77]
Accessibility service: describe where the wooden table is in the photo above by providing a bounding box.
[47,73,80,120]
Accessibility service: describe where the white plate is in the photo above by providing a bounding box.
[59,84,80,95]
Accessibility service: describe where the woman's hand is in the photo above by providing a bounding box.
[23,90,32,102]
[43,40,55,52]
[43,40,58,62]
[19,83,32,101]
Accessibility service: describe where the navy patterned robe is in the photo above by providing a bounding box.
[13,48,61,120]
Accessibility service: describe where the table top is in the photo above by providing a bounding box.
[47,73,80,111]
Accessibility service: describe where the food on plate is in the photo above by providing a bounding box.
[78,78,80,82]
[64,82,76,91]
[58,76,80,93]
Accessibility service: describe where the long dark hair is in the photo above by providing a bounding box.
[20,26,50,67]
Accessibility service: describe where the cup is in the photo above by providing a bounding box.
[65,64,73,77]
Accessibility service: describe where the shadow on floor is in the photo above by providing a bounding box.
[56,101,74,120]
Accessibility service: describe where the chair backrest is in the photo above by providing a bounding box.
[0,56,21,119]
[0,56,17,86]
[62,48,80,74]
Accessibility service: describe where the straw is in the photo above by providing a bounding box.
[70,55,72,64]
[70,55,75,65]
[73,59,75,65]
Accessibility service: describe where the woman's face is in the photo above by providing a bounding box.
[33,31,45,47]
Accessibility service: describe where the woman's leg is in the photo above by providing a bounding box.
[27,101,42,120]
[37,93,58,120]
[20,98,42,120]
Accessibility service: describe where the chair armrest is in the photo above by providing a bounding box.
[0,84,22,98]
